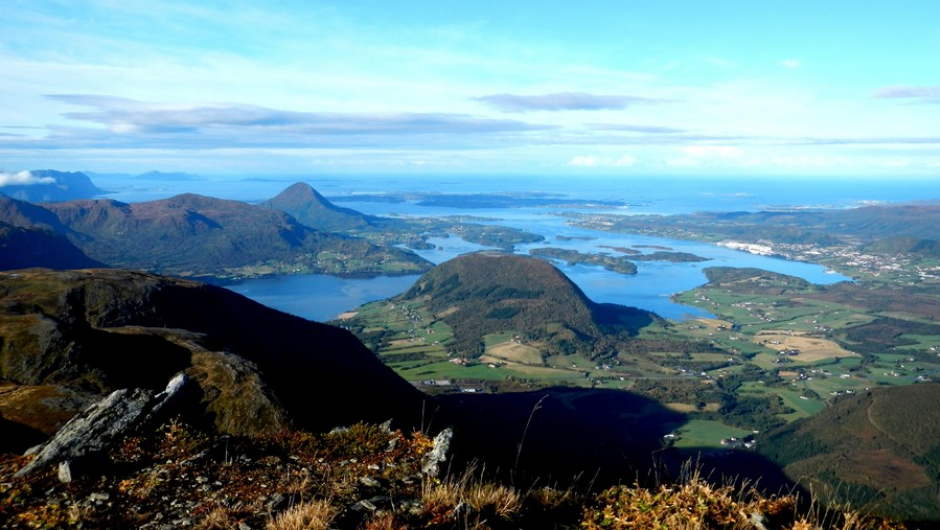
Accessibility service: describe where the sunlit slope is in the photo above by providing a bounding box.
[760,383,940,522]
[396,252,656,358]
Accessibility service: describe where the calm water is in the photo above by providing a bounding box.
[90,173,914,321]
[227,274,421,323]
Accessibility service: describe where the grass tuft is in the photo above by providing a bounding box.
[266,499,334,530]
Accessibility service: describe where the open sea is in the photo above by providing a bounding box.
[93,174,940,321]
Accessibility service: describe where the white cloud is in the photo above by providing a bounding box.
[781,59,802,69]
[668,145,745,168]
[477,92,667,113]
[0,170,55,187]
[568,155,598,167]
[682,145,743,158]
[615,154,637,166]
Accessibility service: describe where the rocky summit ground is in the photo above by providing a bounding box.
[0,415,911,530]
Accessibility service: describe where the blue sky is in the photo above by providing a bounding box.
[1,0,938,176]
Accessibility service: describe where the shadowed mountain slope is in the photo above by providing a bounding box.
[0,268,430,439]
[0,222,104,270]
[397,252,656,358]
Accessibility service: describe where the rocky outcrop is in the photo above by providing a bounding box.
[421,427,452,478]
[187,350,287,436]
[15,373,189,480]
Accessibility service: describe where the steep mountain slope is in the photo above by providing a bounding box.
[0,194,431,278]
[260,182,374,232]
[0,268,429,438]
[760,383,940,522]
[397,252,655,358]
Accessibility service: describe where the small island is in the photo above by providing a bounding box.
[528,247,638,274]
[631,251,711,263]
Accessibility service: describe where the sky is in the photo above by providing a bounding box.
[1,0,939,177]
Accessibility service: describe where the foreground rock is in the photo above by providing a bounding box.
[15,373,188,479]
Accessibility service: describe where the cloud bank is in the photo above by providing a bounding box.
[872,86,940,104]
[46,94,549,138]
[0,170,55,187]
[477,92,664,113]
[590,123,686,134]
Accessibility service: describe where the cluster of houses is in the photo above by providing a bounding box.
[720,436,757,450]
[413,379,488,393]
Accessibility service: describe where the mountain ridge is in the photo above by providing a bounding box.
[0,192,431,278]
[0,268,429,438]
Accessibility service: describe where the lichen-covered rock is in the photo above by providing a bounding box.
[14,373,188,479]
[421,427,452,477]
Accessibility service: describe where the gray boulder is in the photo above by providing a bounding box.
[421,427,453,478]
[15,373,189,479]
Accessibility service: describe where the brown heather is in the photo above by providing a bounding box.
[0,418,911,530]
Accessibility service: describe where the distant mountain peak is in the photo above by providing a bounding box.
[0,170,102,202]
[135,170,203,181]
[261,182,373,232]
[273,182,331,205]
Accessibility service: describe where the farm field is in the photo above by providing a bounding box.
[337,263,940,439]
[671,419,754,450]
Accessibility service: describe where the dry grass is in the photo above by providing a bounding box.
[485,341,543,365]
[585,478,800,530]
[362,512,409,530]
[755,331,857,362]
[195,506,239,530]
[266,499,335,530]
[421,468,523,527]
[465,483,522,517]
[582,469,909,530]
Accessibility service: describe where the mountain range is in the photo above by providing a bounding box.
[1,261,937,524]
[0,187,431,279]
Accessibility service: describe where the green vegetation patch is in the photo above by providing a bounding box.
[671,419,753,449]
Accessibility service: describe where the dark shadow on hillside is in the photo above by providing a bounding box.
[79,329,193,391]
[138,283,431,433]
[0,416,46,454]
[657,447,802,499]
[437,387,803,498]
[593,302,657,336]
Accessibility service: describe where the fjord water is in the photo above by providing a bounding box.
[223,212,847,321]
[93,174,922,321]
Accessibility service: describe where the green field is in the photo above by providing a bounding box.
[672,419,754,450]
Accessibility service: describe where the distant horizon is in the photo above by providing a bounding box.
[12,168,940,182]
